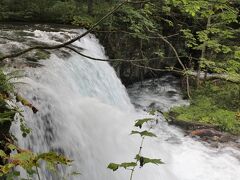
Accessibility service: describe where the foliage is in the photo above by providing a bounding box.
[131,130,157,137]
[135,154,163,167]
[0,70,14,95]
[0,143,73,179]
[0,0,100,25]
[0,70,30,134]
[0,70,15,134]
[134,118,153,128]
[176,0,240,81]
[108,117,163,180]
[170,82,240,134]
[108,162,137,172]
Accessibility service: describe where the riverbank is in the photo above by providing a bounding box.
[167,81,240,134]
[167,112,240,148]
[128,75,240,149]
[164,81,240,148]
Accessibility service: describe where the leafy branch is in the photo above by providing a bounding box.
[0,70,76,179]
[108,117,163,180]
[0,143,75,180]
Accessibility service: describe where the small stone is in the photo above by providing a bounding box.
[212,136,220,141]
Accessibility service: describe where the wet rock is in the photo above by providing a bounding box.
[24,61,44,68]
[212,136,220,141]
[219,134,237,143]
[166,113,240,149]
[166,136,182,144]
[190,129,222,137]
[165,90,177,97]
[187,128,240,149]
[149,102,157,108]
[55,49,71,59]
[209,141,219,148]
[168,118,217,130]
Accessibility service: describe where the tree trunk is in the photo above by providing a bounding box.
[197,14,211,87]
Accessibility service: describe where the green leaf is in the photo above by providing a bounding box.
[1,163,15,174]
[148,109,156,115]
[7,144,17,151]
[26,169,36,176]
[234,50,240,60]
[107,162,137,171]
[131,130,157,137]
[37,152,72,165]
[70,171,81,176]
[11,151,33,162]
[107,163,119,171]
[0,150,7,158]
[134,118,153,128]
[120,162,137,169]
[135,155,164,167]
[6,171,20,180]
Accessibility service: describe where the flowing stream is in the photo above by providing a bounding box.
[9,29,240,180]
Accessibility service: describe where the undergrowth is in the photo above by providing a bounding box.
[170,82,240,134]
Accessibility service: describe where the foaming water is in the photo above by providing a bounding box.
[128,77,240,180]
[10,30,240,180]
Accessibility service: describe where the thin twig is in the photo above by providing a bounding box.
[93,30,179,39]
[35,166,41,180]
[65,46,154,62]
[130,61,183,74]
[130,125,155,180]
[65,46,185,62]
[130,137,145,180]
[156,33,191,98]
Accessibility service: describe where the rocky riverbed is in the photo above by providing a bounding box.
[127,76,240,150]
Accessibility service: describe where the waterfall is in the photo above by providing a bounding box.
[11,29,240,180]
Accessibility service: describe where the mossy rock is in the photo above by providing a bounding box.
[34,50,50,60]
[26,49,50,62]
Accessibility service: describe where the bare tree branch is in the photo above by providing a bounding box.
[130,61,183,73]
[93,30,179,39]
[65,46,153,62]
[65,46,186,62]
[156,33,192,98]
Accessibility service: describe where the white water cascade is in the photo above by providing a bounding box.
[11,29,240,180]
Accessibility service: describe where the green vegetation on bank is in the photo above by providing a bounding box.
[0,70,15,138]
[169,82,240,134]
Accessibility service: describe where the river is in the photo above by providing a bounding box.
[3,28,239,180]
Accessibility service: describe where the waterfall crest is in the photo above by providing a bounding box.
[14,30,137,180]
